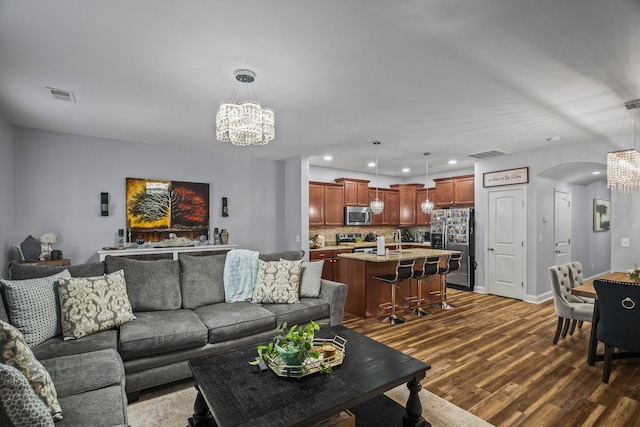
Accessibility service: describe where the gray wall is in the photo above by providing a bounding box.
[475,136,620,301]
[0,116,14,278]
[12,127,291,264]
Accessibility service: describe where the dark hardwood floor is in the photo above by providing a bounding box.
[343,288,640,427]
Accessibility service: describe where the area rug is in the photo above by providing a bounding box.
[127,379,493,427]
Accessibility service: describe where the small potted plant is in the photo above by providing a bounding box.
[254,321,320,367]
[629,264,640,282]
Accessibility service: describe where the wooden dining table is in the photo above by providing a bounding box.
[572,271,639,365]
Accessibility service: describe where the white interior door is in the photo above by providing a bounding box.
[487,187,526,300]
[554,189,571,265]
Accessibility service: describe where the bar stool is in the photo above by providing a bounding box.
[430,252,462,310]
[405,256,440,316]
[373,258,415,325]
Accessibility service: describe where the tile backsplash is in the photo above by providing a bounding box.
[309,225,431,246]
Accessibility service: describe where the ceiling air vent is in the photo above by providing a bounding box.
[47,87,76,102]
[467,149,509,159]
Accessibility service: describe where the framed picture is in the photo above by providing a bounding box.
[593,198,610,232]
[126,178,210,242]
[483,167,529,187]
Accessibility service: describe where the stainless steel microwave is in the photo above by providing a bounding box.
[344,206,372,226]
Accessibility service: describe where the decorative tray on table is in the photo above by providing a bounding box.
[265,335,347,379]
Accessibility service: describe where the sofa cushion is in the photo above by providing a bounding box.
[252,260,303,304]
[55,386,127,427]
[0,364,55,427]
[57,270,135,340]
[8,260,105,280]
[262,299,331,326]
[118,310,208,360]
[0,269,71,347]
[104,256,181,311]
[179,254,226,309]
[258,250,304,262]
[31,330,118,362]
[195,302,276,343]
[0,320,62,421]
[300,260,324,298]
[40,349,124,399]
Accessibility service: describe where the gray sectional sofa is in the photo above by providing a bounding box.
[0,250,348,426]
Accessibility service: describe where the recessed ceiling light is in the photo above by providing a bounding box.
[592,171,601,175]
[448,159,457,165]
[368,162,376,168]
[323,155,333,161]
[547,136,561,142]
[402,167,410,173]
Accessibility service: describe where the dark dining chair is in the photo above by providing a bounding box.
[593,279,640,383]
[548,265,594,344]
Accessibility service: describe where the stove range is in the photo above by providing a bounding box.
[335,233,362,243]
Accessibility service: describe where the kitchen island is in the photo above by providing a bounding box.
[338,249,460,319]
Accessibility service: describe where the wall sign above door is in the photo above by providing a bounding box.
[483,167,529,188]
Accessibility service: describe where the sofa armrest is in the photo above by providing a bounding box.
[319,279,348,326]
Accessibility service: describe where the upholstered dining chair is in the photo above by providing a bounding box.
[565,261,594,333]
[593,279,640,383]
[548,264,594,344]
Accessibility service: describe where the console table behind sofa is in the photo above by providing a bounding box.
[97,244,237,261]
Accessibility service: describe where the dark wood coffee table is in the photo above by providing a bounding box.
[188,325,431,426]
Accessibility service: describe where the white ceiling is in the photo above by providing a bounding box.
[0,1,638,178]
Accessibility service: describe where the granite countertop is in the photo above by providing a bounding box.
[338,248,459,262]
[310,241,431,252]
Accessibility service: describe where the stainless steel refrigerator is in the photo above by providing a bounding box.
[430,208,475,290]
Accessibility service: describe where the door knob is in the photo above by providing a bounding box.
[488,247,494,251]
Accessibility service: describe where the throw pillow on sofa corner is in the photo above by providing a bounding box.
[57,269,135,340]
[299,260,324,298]
[252,259,303,304]
[0,319,63,422]
[0,269,71,347]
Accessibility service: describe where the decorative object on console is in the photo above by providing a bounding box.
[39,233,58,260]
[421,153,434,215]
[126,178,209,243]
[50,250,63,260]
[216,69,275,146]
[19,235,41,261]
[607,99,640,193]
[370,141,384,215]
[220,229,229,245]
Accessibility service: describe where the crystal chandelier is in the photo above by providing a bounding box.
[370,141,384,215]
[607,100,640,193]
[216,69,274,146]
[421,153,434,214]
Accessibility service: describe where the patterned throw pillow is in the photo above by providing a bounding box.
[0,319,62,421]
[0,364,55,427]
[0,269,71,347]
[299,260,324,298]
[57,269,135,340]
[252,260,303,304]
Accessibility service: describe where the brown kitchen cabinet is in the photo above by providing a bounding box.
[310,248,353,281]
[334,178,370,206]
[390,183,424,226]
[309,182,344,226]
[415,187,435,225]
[434,174,474,208]
[368,188,399,226]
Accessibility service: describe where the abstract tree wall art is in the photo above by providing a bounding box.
[126,178,209,242]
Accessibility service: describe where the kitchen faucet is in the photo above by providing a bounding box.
[393,229,402,252]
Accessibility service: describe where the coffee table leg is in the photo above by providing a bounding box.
[188,384,216,427]
[403,377,430,427]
